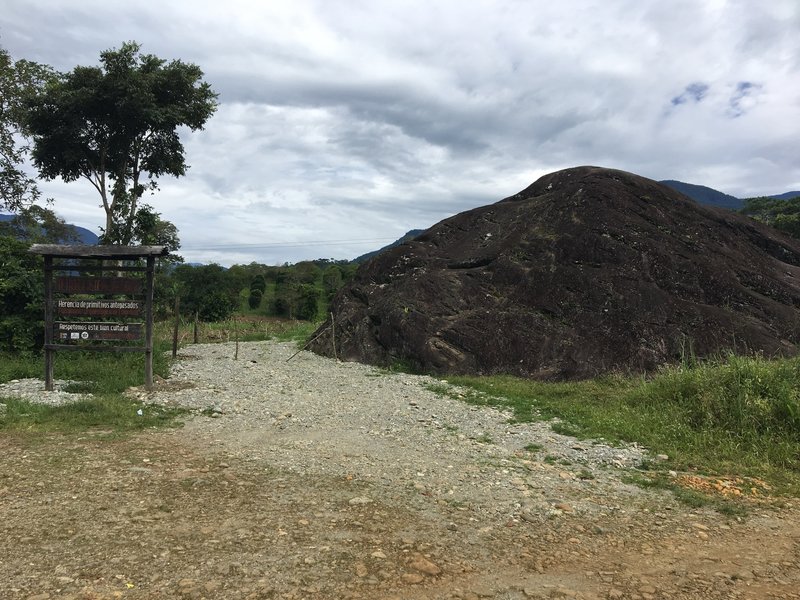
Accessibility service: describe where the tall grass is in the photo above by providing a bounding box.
[449,353,800,494]
[153,315,320,346]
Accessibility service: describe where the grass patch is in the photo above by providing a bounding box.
[475,432,494,444]
[448,354,800,496]
[621,473,747,516]
[423,382,490,406]
[0,396,184,434]
[523,443,543,452]
[0,342,184,434]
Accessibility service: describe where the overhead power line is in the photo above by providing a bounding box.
[180,237,399,251]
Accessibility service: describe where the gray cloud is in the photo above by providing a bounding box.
[2,0,799,265]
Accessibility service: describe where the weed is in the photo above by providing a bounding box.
[523,443,543,452]
[475,433,494,444]
[621,473,749,516]
[551,421,582,437]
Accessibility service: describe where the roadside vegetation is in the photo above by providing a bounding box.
[0,316,322,435]
[0,342,182,434]
[444,353,800,498]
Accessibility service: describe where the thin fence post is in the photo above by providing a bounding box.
[233,314,239,360]
[172,296,180,359]
[193,310,199,344]
[330,312,338,360]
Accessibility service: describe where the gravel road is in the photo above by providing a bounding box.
[1,341,798,600]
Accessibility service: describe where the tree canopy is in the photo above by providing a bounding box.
[24,41,217,244]
[0,45,55,211]
[740,196,800,240]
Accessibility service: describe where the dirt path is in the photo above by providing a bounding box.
[1,342,799,600]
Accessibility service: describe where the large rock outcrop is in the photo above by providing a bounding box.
[310,166,800,379]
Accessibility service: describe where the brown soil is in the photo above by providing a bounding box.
[2,428,798,600]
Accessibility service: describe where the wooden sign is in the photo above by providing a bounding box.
[29,244,168,391]
[55,276,143,295]
[55,322,142,341]
[55,299,142,317]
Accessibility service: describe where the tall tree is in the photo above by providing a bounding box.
[0,204,79,243]
[131,204,182,261]
[0,45,55,211]
[25,41,217,244]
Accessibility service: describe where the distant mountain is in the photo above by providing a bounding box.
[768,191,800,201]
[0,213,99,244]
[354,229,425,263]
[659,180,743,210]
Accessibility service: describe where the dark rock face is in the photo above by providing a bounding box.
[310,167,800,380]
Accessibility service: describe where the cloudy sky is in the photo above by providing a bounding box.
[2,0,799,265]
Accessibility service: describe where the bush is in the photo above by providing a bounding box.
[198,290,236,322]
[0,236,43,353]
[248,288,263,310]
[295,284,320,321]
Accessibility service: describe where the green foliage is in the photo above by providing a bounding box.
[0,45,55,211]
[294,261,321,284]
[0,344,182,433]
[248,288,263,310]
[172,264,238,322]
[24,41,217,244]
[0,396,183,433]
[644,354,800,438]
[154,258,356,322]
[322,265,343,301]
[250,274,266,294]
[448,354,800,495]
[132,204,182,260]
[740,196,800,240]
[0,236,43,352]
[295,284,320,321]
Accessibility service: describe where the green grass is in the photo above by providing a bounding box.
[447,353,800,496]
[0,396,184,434]
[0,342,184,434]
[0,318,318,434]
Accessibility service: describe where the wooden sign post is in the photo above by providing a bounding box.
[29,245,168,392]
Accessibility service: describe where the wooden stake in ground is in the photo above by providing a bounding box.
[194,310,199,344]
[331,312,338,360]
[233,314,239,360]
[172,296,180,359]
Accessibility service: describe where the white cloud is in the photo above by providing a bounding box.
[2,0,799,264]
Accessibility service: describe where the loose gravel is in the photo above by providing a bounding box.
[132,341,649,524]
[3,341,799,600]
